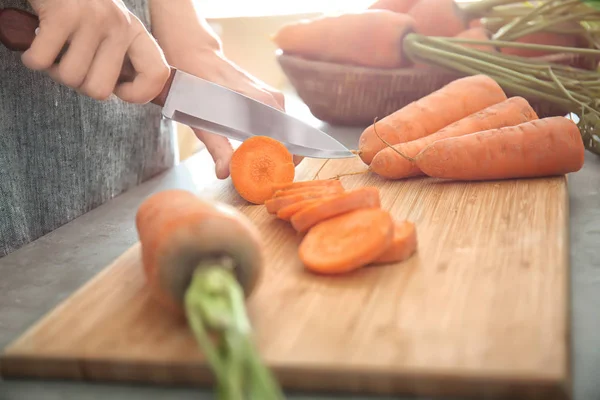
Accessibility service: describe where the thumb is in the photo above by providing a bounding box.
[193,128,234,179]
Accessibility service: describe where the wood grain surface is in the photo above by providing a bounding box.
[0,155,572,399]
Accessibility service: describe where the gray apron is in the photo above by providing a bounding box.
[0,0,177,257]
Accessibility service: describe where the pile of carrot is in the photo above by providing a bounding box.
[263,179,418,275]
[270,0,582,69]
[359,74,586,181]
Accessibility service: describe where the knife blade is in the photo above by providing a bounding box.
[0,7,355,159]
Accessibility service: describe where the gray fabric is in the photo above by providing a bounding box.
[0,0,177,257]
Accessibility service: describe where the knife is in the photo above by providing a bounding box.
[0,7,354,159]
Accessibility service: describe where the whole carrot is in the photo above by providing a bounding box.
[370,96,539,179]
[368,0,420,13]
[358,74,507,165]
[416,116,585,181]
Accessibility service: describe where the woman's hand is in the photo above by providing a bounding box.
[149,0,303,179]
[24,0,170,104]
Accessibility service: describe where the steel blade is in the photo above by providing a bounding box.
[161,70,354,159]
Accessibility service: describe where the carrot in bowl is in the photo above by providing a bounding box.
[230,135,295,205]
[372,220,418,264]
[370,96,539,179]
[299,208,395,275]
[135,189,283,398]
[291,187,381,233]
[271,10,416,69]
[368,0,420,13]
[358,74,507,165]
[407,0,468,37]
[416,116,586,181]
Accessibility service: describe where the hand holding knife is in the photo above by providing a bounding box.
[0,7,354,159]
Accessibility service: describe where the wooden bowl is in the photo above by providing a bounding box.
[276,51,589,126]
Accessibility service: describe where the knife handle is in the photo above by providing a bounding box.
[0,7,173,107]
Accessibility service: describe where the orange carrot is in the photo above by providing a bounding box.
[416,116,586,181]
[135,189,263,314]
[291,187,381,233]
[271,10,416,69]
[358,74,507,165]
[265,190,336,214]
[272,185,344,198]
[230,136,295,205]
[271,179,342,192]
[370,96,539,179]
[372,220,417,264]
[501,31,579,57]
[407,0,467,37]
[368,0,420,13]
[276,199,323,221]
[299,208,394,275]
[134,189,285,397]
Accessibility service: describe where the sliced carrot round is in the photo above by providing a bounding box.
[373,220,417,264]
[272,184,344,199]
[265,190,333,214]
[271,179,342,192]
[277,198,322,221]
[290,187,381,233]
[230,136,295,205]
[299,208,394,274]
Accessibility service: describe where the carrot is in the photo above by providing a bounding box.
[416,116,586,181]
[265,190,336,214]
[407,0,467,37]
[135,189,284,398]
[291,187,381,233]
[299,208,394,274]
[358,74,507,165]
[271,10,416,69]
[230,135,295,205]
[372,220,417,264]
[501,32,579,58]
[271,179,342,192]
[276,199,322,221]
[370,96,539,179]
[272,184,344,198]
[368,0,420,13]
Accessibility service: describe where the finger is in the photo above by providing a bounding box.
[46,25,102,89]
[113,23,170,104]
[193,129,234,179]
[21,18,74,71]
[78,36,129,101]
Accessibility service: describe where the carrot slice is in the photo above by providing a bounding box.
[298,208,394,274]
[276,199,322,221]
[230,136,295,205]
[265,190,334,214]
[271,179,342,192]
[372,220,417,264]
[272,185,344,199]
[291,187,381,233]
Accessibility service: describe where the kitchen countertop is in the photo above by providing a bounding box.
[1,96,599,400]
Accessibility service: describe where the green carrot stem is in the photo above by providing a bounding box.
[498,9,597,41]
[184,265,285,400]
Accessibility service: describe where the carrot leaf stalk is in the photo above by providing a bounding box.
[184,265,284,400]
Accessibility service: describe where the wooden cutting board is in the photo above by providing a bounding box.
[0,154,571,400]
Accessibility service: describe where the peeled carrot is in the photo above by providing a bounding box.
[407,0,467,37]
[272,185,344,198]
[358,74,507,165]
[272,179,342,192]
[135,189,284,398]
[276,199,322,221]
[368,0,420,13]
[370,96,539,179]
[416,116,586,181]
[372,220,417,264]
[291,187,381,233]
[266,190,336,214]
[230,136,295,205]
[299,208,394,275]
[271,10,416,69]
